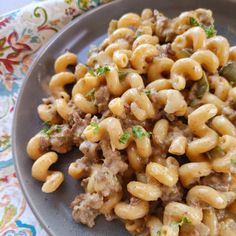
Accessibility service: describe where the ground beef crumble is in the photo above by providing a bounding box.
[100,139,128,175]
[39,134,50,153]
[50,124,73,153]
[82,166,122,197]
[200,173,232,192]
[160,182,184,205]
[71,193,103,228]
[94,86,111,113]
[39,124,73,153]
[69,111,91,146]
[79,140,99,159]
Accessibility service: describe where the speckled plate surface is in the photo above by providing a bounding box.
[13,0,236,235]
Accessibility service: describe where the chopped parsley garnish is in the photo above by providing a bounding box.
[231,160,236,165]
[156,230,161,236]
[132,126,145,139]
[88,68,96,76]
[189,17,217,38]
[41,125,62,136]
[41,127,50,134]
[189,17,199,26]
[170,216,191,227]
[204,25,217,38]
[132,126,152,139]
[90,122,100,134]
[88,65,110,77]
[119,132,130,144]
[144,90,151,96]
[85,88,95,100]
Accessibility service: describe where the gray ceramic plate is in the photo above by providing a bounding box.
[13,0,236,235]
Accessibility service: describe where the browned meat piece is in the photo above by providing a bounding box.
[154,10,176,43]
[94,86,110,113]
[79,140,99,159]
[70,141,100,178]
[120,114,141,129]
[180,223,210,236]
[69,111,91,146]
[39,134,50,153]
[195,8,213,25]
[149,91,164,112]
[200,173,232,192]
[160,183,184,205]
[120,106,156,130]
[71,193,103,228]
[82,166,122,197]
[100,139,128,175]
[158,43,176,60]
[152,143,169,159]
[215,209,225,221]
[130,197,142,205]
[49,124,73,153]
[39,124,73,153]
[71,155,93,178]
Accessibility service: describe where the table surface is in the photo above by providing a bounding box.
[0,0,32,15]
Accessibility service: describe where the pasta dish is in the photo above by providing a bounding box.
[26,8,236,236]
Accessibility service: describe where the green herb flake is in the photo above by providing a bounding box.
[119,132,130,144]
[96,66,110,76]
[90,122,100,134]
[132,126,145,139]
[41,124,62,136]
[85,88,95,100]
[170,216,191,227]
[231,160,236,165]
[203,25,217,38]
[132,126,151,139]
[144,90,151,96]
[41,127,50,135]
[55,125,62,132]
[89,66,110,77]
[189,17,199,27]
[156,230,161,236]
[189,17,217,38]
[88,68,96,76]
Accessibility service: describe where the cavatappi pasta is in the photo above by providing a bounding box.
[27,7,236,235]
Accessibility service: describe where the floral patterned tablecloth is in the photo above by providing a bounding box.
[0,0,112,235]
